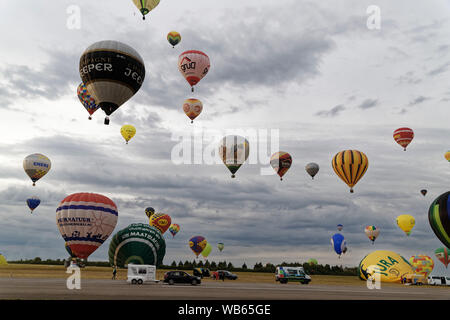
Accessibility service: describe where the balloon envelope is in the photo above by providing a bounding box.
[409,255,434,278]
[201,243,212,259]
[145,207,155,218]
[428,191,450,248]
[120,125,136,144]
[308,258,318,265]
[77,82,99,119]
[445,151,450,162]
[167,31,181,47]
[178,50,210,91]
[337,224,343,232]
[149,213,171,234]
[218,135,249,178]
[189,236,207,257]
[56,193,118,259]
[420,189,427,196]
[434,247,449,268]
[23,153,51,186]
[108,223,166,267]
[331,233,347,256]
[26,196,40,213]
[270,151,292,180]
[305,162,319,179]
[132,0,160,19]
[183,98,203,123]
[169,224,180,237]
[396,214,415,236]
[393,127,414,151]
[332,150,368,193]
[217,243,224,252]
[364,225,380,243]
[358,250,413,283]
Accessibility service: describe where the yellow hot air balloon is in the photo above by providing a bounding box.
[358,250,413,283]
[132,0,160,20]
[332,150,368,193]
[445,151,450,162]
[183,98,203,123]
[120,125,136,144]
[396,214,415,236]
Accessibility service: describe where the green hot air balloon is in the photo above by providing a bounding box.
[108,223,166,268]
[217,243,224,252]
[201,243,212,259]
[428,191,450,248]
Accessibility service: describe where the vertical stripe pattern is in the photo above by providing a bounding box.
[332,150,368,192]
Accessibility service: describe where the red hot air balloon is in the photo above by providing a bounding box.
[393,127,414,151]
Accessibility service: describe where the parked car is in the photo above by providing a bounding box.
[127,264,159,285]
[275,266,311,284]
[164,271,201,285]
[193,267,211,278]
[427,275,450,286]
[212,270,238,280]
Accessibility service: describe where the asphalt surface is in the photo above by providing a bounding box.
[0,277,448,300]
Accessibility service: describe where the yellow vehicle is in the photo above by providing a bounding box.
[404,273,426,285]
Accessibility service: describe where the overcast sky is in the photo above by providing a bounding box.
[0,0,449,274]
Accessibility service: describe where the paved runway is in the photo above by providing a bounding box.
[0,277,448,300]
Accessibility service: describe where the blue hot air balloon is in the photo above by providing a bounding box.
[337,224,343,232]
[331,233,347,258]
[26,196,41,214]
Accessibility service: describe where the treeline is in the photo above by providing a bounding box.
[9,257,357,275]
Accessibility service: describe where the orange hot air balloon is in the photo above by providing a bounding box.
[178,50,210,92]
[393,127,414,151]
[149,213,171,234]
[270,151,292,181]
[183,98,203,123]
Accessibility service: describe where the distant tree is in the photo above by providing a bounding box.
[210,261,217,270]
[178,261,184,268]
[204,260,210,268]
[33,257,42,263]
[197,260,204,267]
[171,261,177,267]
[253,262,263,271]
[242,263,247,270]
[227,262,234,270]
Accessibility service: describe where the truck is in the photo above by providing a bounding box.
[275,266,311,284]
[127,264,160,285]
[427,275,450,286]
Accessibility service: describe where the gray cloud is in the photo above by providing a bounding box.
[357,99,378,110]
[408,96,430,106]
[315,104,345,117]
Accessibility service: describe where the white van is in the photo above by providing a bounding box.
[427,275,450,286]
[127,264,160,285]
[275,266,311,284]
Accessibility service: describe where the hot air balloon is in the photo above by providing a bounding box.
[149,213,171,234]
[308,258,318,265]
[168,224,180,238]
[428,191,450,248]
[183,98,203,123]
[120,125,136,144]
[217,243,224,252]
[420,189,427,196]
[201,242,212,259]
[79,40,145,125]
[393,127,414,151]
[358,250,413,283]
[445,151,450,162]
[108,223,166,267]
[270,151,292,181]
[305,163,319,180]
[145,207,155,218]
[434,247,449,268]
[331,233,347,258]
[167,31,181,48]
[65,242,76,258]
[56,193,118,259]
[396,214,415,236]
[23,153,51,186]
[337,224,343,232]
[0,254,7,266]
[189,236,207,257]
[77,82,99,120]
[178,50,210,92]
[332,150,368,193]
[409,255,434,278]
[218,135,249,178]
[132,0,160,20]
[26,196,40,214]
[364,226,380,244]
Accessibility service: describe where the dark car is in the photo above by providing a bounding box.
[164,271,201,285]
[215,270,238,280]
[193,268,211,278]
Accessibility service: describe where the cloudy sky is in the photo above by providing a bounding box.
[0,0,449,273]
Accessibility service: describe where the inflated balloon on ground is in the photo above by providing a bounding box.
[409,255,434,278]
[358,250,413,283]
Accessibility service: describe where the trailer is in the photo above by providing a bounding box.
[127,264,160,285]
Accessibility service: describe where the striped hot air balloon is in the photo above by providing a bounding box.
[332,150,369,193]
[167,31,181,48]
[393,127,414,151]
[428,191,450,248]
[56,193,118,259]
[435,247,449,268]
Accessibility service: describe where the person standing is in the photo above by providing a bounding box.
[112,266,117,280]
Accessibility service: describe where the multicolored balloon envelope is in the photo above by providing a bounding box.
[365,225,380,244]
[358,250,413,283]
[26,196,40,214]
[331,233,347,258]
[23,153,51,186]
[217,242,224,252]
[393,127,414,151]
[308,258,318,265]
[305,162,319,180]
[409,255,434,278]
[183,98,203,123]
[56,193,118,259]
[167,31,181,48]
[168,224,180,237]
[108,224,166,267]
[132,0,160,20]
[218,135,249,178]
[445,151,450,162]
[396,214,415,236]
[178,50,210,92]
[332,150,368,193]
[189,236,207,257]
[145,207,155,218]
[120,125,136,144]
[79,40,145,125]
[270,151,292,181]
[77,82,99,120]
[201,242,212,259]
[149,213,171,234]
[434,247,449,268]
[65,242,76,258]
[428,191,450,248]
